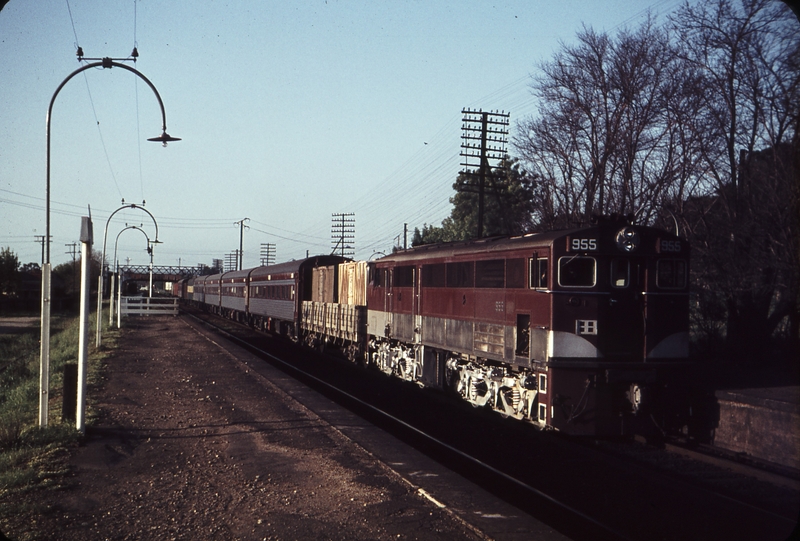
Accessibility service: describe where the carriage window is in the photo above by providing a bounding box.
[657,259,687,289]
[530,258,549,289]
[506,259,526,289]
[611,259,630,288]
[422,264,446,287]
[394,265,415,288]
[476,259,505,288]
[558,257,596,287]
[446,262,474,288]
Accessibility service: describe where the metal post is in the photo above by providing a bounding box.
[234,218,248,271]
[109,272,116,324]
[149,245,154,298]
[96,275,103,345]
[76,216,93,433]
[38,264,51,427]
[117,273,122,328]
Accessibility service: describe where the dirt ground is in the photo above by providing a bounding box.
[4,316,480,541]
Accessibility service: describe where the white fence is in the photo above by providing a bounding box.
[120,297,179,317]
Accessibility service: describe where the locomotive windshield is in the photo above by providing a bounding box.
[558,256,596,287]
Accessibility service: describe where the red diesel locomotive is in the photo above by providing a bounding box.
[365,216,689,436]
[177,216,690,436]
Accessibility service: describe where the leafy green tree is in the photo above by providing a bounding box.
[413,157,536,246]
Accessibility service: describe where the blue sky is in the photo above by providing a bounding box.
[0,0,684,270]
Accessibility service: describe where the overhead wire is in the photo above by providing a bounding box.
[133,0,145,203]
[64,0,145,204]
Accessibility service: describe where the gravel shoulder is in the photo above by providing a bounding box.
[11,316,483,541]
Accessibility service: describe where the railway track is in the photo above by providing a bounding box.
[183,307,799,541]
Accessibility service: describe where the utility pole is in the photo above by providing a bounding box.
[331,213,355,258]
[225,251,240,272]
[35,235,51,265]
[65,242,78,298]
[403,223,408,250]
[460,109,510,238]
[260,243,276,266]
[234,218,249,270]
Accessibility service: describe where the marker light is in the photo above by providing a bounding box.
[615,227,640,252]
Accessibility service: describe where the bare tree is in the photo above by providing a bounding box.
[670,0,799,361]
[515,16,695,228]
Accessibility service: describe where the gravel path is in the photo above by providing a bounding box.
[16,317,482,541]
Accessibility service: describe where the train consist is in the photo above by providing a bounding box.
[173,216,690,436]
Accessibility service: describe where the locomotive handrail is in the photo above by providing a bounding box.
[534,289,611,295]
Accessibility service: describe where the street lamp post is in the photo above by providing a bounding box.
[39,57,179,427]
[97,203,159,347]
[111,225,151,324]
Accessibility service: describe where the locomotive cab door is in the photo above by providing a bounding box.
[598,257,646,360]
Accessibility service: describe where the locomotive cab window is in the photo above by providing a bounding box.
[657,259,687,289]
[611,259,630,288]
[558,256,596,287]
[530,258,549,289]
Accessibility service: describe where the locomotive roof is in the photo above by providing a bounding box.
[375,227,585,263]
[375,220,683,263]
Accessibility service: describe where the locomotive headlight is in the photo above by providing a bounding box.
[615,227,640,252]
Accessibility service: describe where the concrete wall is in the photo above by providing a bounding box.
[712,387,800,470]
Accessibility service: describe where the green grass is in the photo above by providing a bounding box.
[0,309,119,537]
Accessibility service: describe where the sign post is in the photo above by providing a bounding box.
[76,216,93,433]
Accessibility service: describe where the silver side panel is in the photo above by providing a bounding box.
[249,298,295,321]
